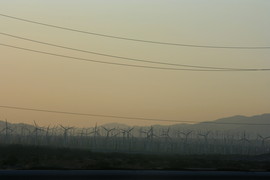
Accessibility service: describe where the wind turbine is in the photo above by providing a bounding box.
[257,134,270,147]
[59,125,74,146]
[121,127,134,139]
[160,127,171,140]
[32,121,44,145]
[0,119,13,137]
[89,123,101,148]
[0,119,13,144]
[198,131,211,144]
[102,126,115,138]
[239,131,250,144]
[179,130,193,144]
[120,127,134,151]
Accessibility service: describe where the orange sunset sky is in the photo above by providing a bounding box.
[0,0,270,127]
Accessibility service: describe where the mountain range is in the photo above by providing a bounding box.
[102,113,270,136]
[1,113,270,136]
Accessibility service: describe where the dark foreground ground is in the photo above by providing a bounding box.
[1,170,270,180]
[0,144,270,171]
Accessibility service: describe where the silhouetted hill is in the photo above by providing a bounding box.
[170,113,270,136]
[1,113,270,137]
[99,113,270,137]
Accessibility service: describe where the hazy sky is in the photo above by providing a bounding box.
[0,0,270,127]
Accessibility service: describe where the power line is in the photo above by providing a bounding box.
[0,105,269,125]
[1,43,270,72]
[1,13,270,49]
[0,32,239,70]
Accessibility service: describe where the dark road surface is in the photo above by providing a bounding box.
[1,170,270,180]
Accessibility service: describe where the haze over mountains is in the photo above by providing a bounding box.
[171,113,270,136]
[103,113,270,137]
[1,113,269,137]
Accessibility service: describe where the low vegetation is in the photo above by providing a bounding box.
[0,144,269,171]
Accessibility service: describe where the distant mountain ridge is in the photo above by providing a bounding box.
[102,113,270,136]
[1,113,270,136]
[169,113,270,135]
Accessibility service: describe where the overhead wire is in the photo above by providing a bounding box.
[1,13,270,49]
[0,105,269,125]
[1,14,269,126]
[0,32,241,70]
[1,43,270,71]
[2,43,263,72]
